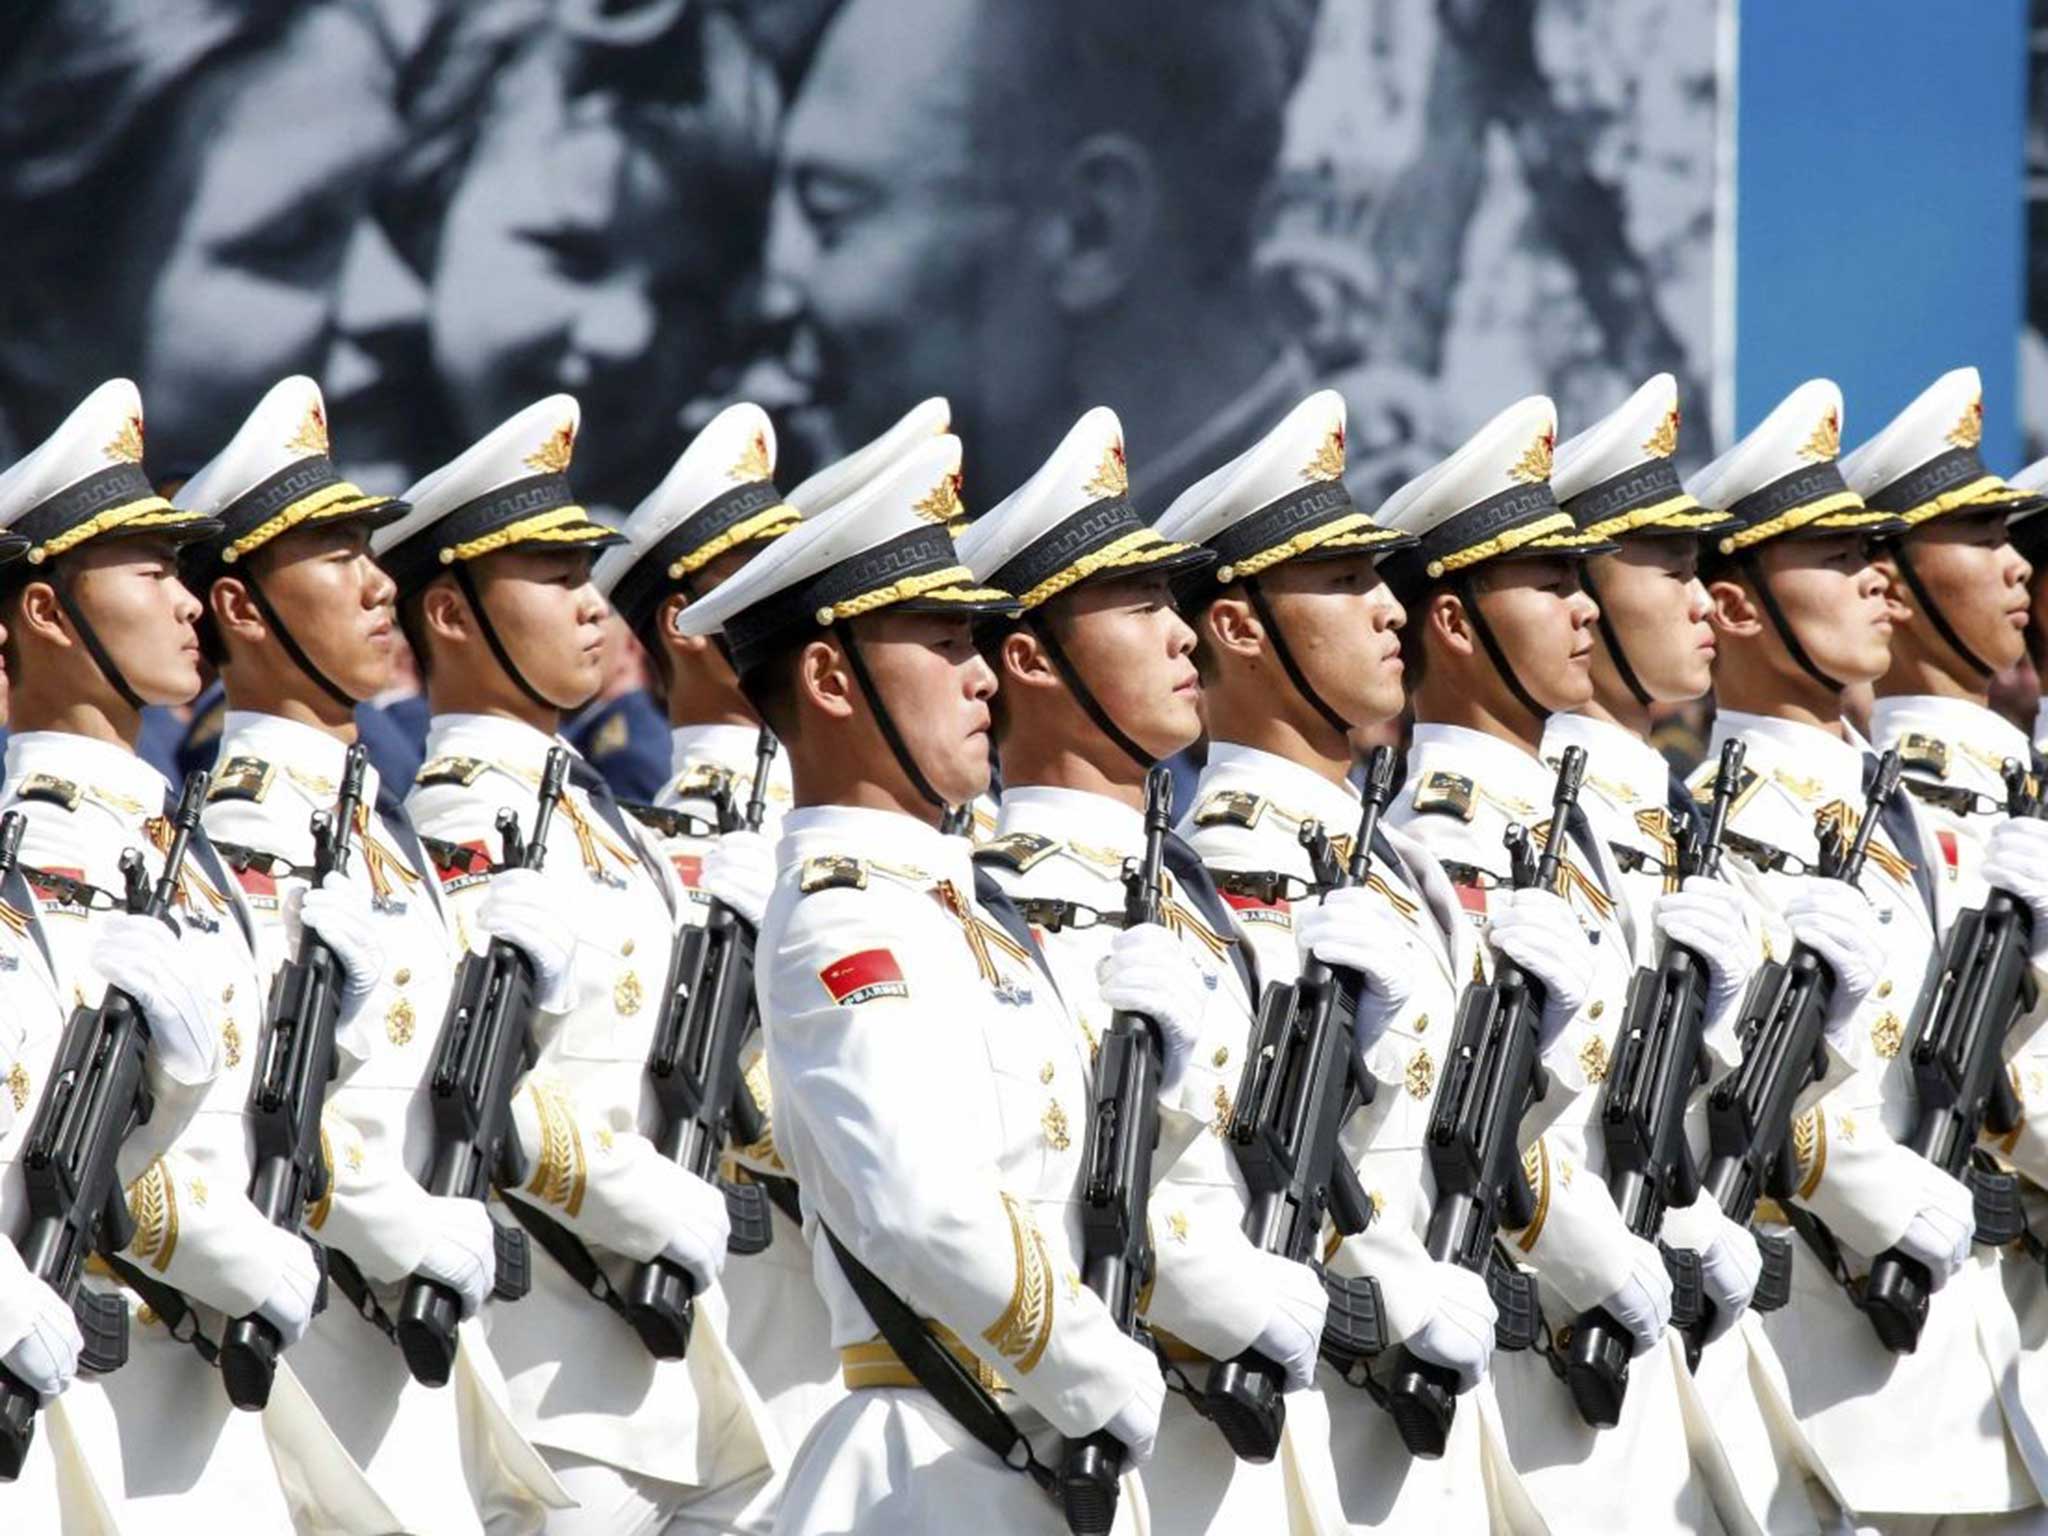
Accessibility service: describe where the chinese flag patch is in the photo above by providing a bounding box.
[671,854,703,888]
[1455,882,1488,917]
[820,948,908,1006]
[1221,890,1293,927]
[432,838,493,891]
[1937,829,1959,877]
[232,863,278,907]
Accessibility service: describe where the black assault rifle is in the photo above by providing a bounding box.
[1693,749,1902,1347]
[218,745,367,1409]
[1564,739,1747,1425]
[0,772,210,1476]
[1383,745,1586,1458]
[1059,766,1173,1536]
[1202,746,1395,1458]
[393,750,570,1385]
[622,729,780,1358]
[1861,758,2035,1353]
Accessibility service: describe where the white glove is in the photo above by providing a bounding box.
[1652,876,1757,1024]
[253,1228,323,1348]
[0,1244,82,1400]
[413,1196,497,1320]
[1983,817,2048,962]
[1663,1192,1762,1341]
[1247,1253,1328,1392]
[1403,1260,1498,1390]
[478,868,591,1013]
[1295,886,1412,1064]
[1893,1163,1975,1291]
[90,912,221,1085]
[700,829,775,928]
[1100,1367,1165,1469]
[1096,922,1205,1097]
[1782,880,1884,1045]
[296,881,384,1029]
[1594,1233,1674,1355]
[1485,888,1596,1050]
[657,1166,734,1292]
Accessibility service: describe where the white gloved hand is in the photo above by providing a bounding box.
[1246,1253,1328,1392]
[1101,1367,1165,1469]
[90,912,221,1085]
[1782,880,1884,1045]
[1485,888,1596,1051]
[1652,876,1757,1023]
[1663,1192,1763,1341]
[700,829,776,928]
[0,1244,82,1400]
[1403,1260,1499,1390]
[413,1196,497,1320]
[1096,922,1206,1097]
[296,881,384,1028]
[1983,817,2048,962]
[478,868,590,1013]
[657,1167,734,1292]
[253,1228,323,1348]
[1595,1233,1675,1355]
[1892,1163,1975,1291]
[1295,886,1412,1063]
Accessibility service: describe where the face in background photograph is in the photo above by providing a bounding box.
[427,7,776,512]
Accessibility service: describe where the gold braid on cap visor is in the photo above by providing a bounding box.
[222,481,391,563]
[820,564,1013,623]
[1215,510,1405,584]
[1581,493,1731,542]
[668,501,803,580]
[1423,510,1586,579]
[1016,527,1204,610]
[29,500,204,563]
[439,506,610,563]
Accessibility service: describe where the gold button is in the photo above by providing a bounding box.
[1414,1012,1429,1034]
[1212,1046,1230,1068]
[1588,999,1604,1019]
[1039,1061,1056,1085]
[623,938,636,957]
[222,984,235,1003]
[1876,979,1892,998]
[394,967,411,986]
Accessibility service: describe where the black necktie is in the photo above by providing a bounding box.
[1666,770,1705,844]
[565,755,636,846]
[1161,831,1260,1001]
[1863,752,1937,916]
[162,793,256,946]
[374,781,436,887]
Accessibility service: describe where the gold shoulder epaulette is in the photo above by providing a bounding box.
[1688,758,1763,819]
[416,756,490,788]
[1894,732,1950,780]
[799,855,868,894]
[1410,771,1475,821]
[1193,790,1265,829]
[672,763,734,800]
[13,773,80,812]
[974,831,1058,873]
[208,755,275,804]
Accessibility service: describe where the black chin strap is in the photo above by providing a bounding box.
[241,569,361,711]
[1892,540,1994,682]
[1243,576,1354,738]
[1451,573,1548,729]
[1578,565,1655,709]
[51,566,145,712]
[835,620,946,810]
[1737,551,1847,694]
[1024,610,1154,769]
[453,561,565,714]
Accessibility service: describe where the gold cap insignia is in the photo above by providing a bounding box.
[1508,428,1555,484]
[1085,438,1129,500]
[1799,409,1841,463]
[1945,397,1984,450]
[287,400,330,458]
[524,420,577,474]
[1642,407,1680,460]
[105,413,145,464]
[1302,421,1346,482]
[914,469,964,525]
[729,429,773,484]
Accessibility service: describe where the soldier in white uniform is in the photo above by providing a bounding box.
[954,405,1328,1533]
[370,397,773,1534]
[1373,394,1717,1532]
[1546,374,1841,1533]
[1153,388,1545,1533]
[173,375,570,1534]
[591,402,818,1529]
[676,433,1190,1534]
[0,380,393,1530]
[1688,378,2041,1530]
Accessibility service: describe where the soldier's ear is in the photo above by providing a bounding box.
[1205,592,1262,660]
[418,576,471,650]
[1424,589,1477,661]
[1044,133,1156,316]
[208,576,264,647]
[658,592,709,657]
[1705,577,1763,639]
[795,635,856,721]
[998,626,1059,691]
[9,578,67,650]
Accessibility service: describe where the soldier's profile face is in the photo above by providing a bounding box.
[65,536,205,708]
[1258,554,1408,728]
[1046,573,1203,760]
[245,523,399,703]
[1750,534,1894,690]
[844,609,997,808]
[1884,514,2031,677]
[467,547,608,711]
[1584,542,1715,705]
[1469,556,1599,714]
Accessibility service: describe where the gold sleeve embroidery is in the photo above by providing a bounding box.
[983,1192,1054,1375]
[732,1056,784,1172]
[1793,1107,1828,1200]
[525,1080,588,1219]
[1513,1140,1552,1253]
[125,1159,180,1272]
[307,1125,336,1231]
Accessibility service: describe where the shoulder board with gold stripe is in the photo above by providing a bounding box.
[1192,790,1266,830]
[1893,732,1950,780]
[1410,771,1475,821]
[1687,759,1764,820]
[208,755,275,804]
[672,764,735,800]
[973,832,1058,873]
[13,773,81,812]
[416,755,491,788]
[799,855,868,894]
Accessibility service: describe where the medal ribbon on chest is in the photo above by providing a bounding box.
[351,803,423,905]
[144,816,227,915]
[932,878,1032,986]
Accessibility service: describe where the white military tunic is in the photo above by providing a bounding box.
[201,709,568,1534]
[1709,709,2047,1518]
[407,713,775,1511]
[1182,741,1542,1534]
[1388,723,1715,1534]
[758,804,1162,1535]
[0,730,394,1533]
